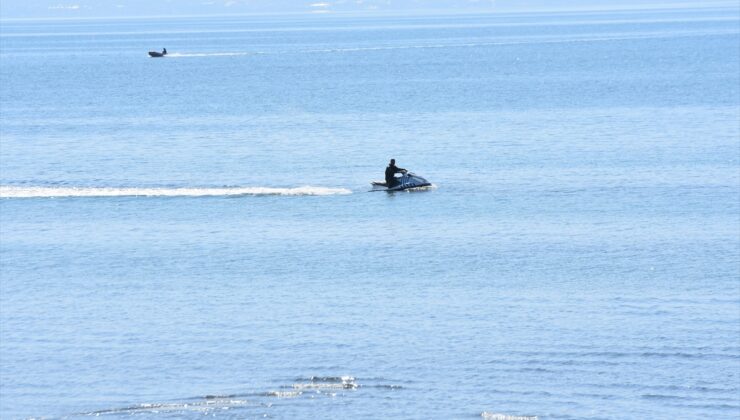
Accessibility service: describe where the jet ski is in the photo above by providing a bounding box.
[148,49,167,57]
[372,172,432,191]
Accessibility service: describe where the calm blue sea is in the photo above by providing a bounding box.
[1,5,739,419]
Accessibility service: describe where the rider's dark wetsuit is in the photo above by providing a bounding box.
[385,164,406,188]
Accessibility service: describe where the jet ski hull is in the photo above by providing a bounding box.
[372,173,432,191]
[148,52,166,57]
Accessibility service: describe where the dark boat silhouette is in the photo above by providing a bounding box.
[148,48,167,58]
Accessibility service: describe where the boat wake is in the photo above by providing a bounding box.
[165,52,254,58]
[0,185,352,198]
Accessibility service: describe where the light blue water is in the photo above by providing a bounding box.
[1,6,739,419]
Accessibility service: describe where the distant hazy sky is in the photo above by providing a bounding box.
[0,0,736,19]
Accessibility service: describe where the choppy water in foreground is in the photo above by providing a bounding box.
[1,5,739,419]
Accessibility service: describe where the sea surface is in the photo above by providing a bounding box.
[1,5,739,419]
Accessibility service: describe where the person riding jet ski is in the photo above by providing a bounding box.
[385,159,407,189]
[372,160,431,191]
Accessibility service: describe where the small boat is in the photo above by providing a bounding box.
[371,172,432,191]
[148,49,167,58]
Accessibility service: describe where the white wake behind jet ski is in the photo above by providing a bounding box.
[371,172,432,191]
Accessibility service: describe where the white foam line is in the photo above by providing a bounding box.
[481,414,538,420]
[166,52,254,57]
[0,186,352,198]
